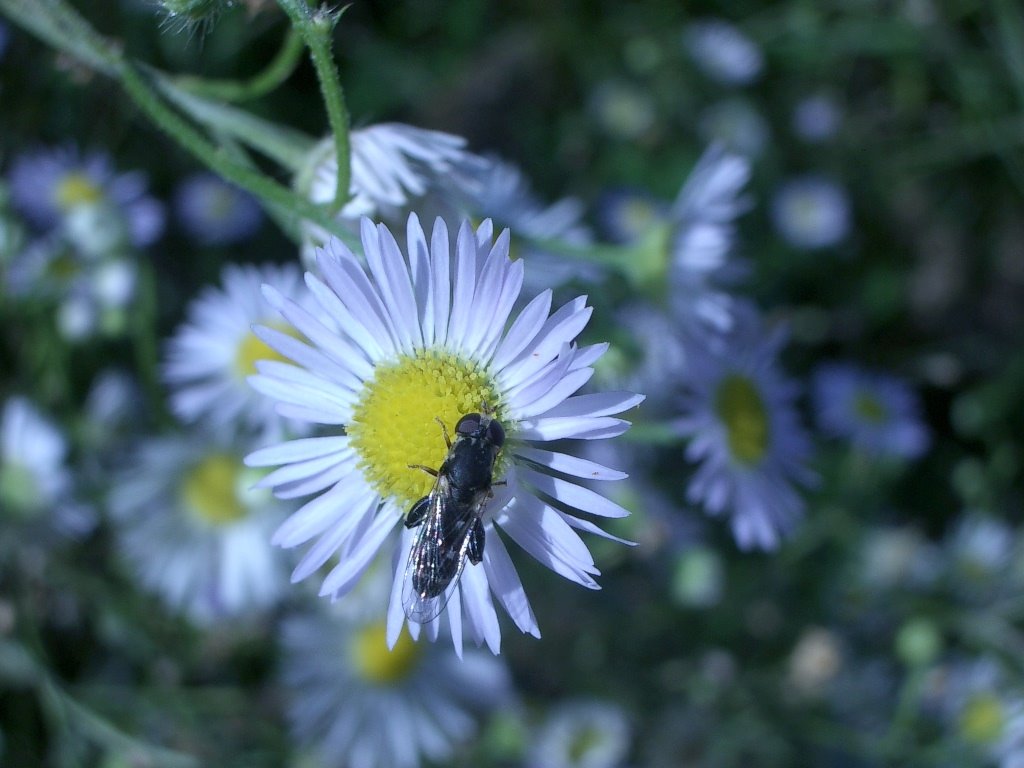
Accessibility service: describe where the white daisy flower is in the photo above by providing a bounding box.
[281,600,511,768]
[1,396,72,519]
[297,124,485,266]
[666,144,752,335]
[246,214,643,653]
[7,145,165,247]
[683,18,764,86]
[770,174,851,250]
[673,307,815,550]
[934,656,1024,767]
[163,262,315,440]
[529,699,632,768]
[0,396,94,538]
[812,361,930,460]
[173,172,263,246]
[110,432,291,624]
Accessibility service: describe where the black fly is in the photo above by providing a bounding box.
[402,411,505,624]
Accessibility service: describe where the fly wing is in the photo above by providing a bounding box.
[401,484,479,624]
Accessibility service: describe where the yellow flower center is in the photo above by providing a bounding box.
[715,373,770,465]
[959,693,1004,745]
[347,351,501,511]
[233,321,300,379]
[350,621,422,684]
[53,173,103,212]
[180,453,247,526]
[853,391,887,424]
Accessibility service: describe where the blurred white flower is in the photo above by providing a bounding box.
[771,174,851,250]
[673,308,816,550]
[530,699,632,768]
[684,19,764,86]
[110,432,291,624]
[297,124,485,266]
[281,599,511,768]
[7,145,164,247]
[163,262,316,440]
[173,172,263,246]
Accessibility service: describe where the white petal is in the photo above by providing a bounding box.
[245,435,350,466]
[319,509,401,597]
[460,562,500,654]
[476,256,525,364]
[254,325,367,390]
[387,529,415,649]
[291,491,377,581]
[447,221,478,351]
[518,467,631,518]
[406,213,434,347]
[512,446,628,481]
[490,290,552,372]
[273,457,355,499]
[482,528,540,637]
[509,364,593,420]
[448,582,464,659]
[542,391,645,418]
[308,260,389,361]
[272,477,372,547]
[495,495,599,588]
[429,217,451,346]
[315,249,400,356]
[256,447,353,488]
[497,299,592,388]
[560,512,637,546]
[460,230,510,357]
[516,416,632,441]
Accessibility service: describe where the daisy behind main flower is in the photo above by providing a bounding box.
[246,214,643,653]
[673,307,815,550]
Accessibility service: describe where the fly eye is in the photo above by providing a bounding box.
[486,419,505,447]
[455,413,482,436]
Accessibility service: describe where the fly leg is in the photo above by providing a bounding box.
[405,495,432,528]
[467,518,486,565]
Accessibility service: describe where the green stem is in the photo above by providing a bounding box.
[173,27,305,102]
[132,256,171,429]
[153,73,316,170]
[275,0,351,211]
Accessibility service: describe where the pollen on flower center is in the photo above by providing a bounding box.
[853,391,888,424]
[959,693,1004,745]
[54,173,103,211]
[715,373,770,465]
[234,321,299,379]
[351,621,422,684]
[347,351,501,511]
[180,453,247,526]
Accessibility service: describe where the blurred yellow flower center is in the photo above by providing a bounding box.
[568,726,604,763]
[54,173,103,211]
[715,373,769,465]
[180,453,247,525]
[854,392,887,424]
[233,321,299,379]
[959,693,1004,744]
[348,351,500,511]
[351,621,421,684]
